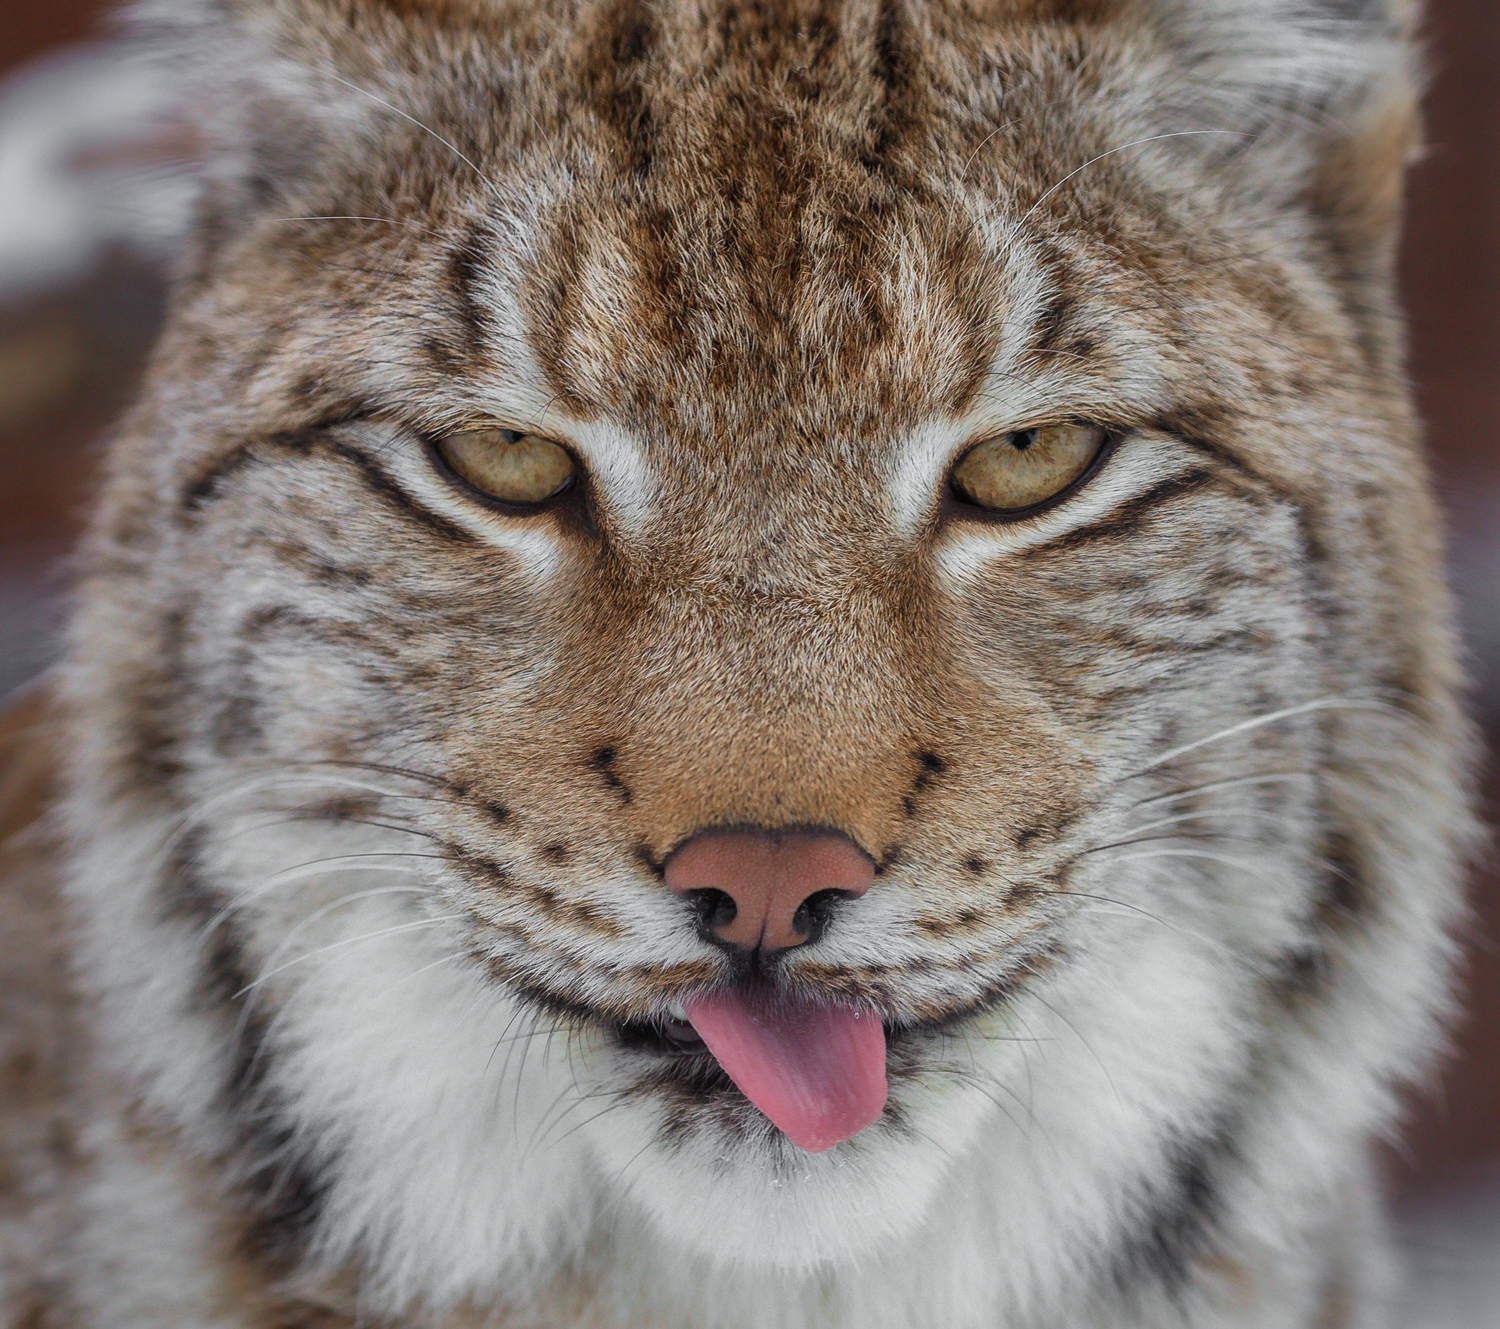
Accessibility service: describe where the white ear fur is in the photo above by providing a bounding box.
[1118,0,1421,369]
[1124,0,1420,244]
[125,0,381,211]
[1142,1,1411,134]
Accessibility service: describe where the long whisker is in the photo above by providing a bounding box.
[540,1091,632,1153]
[375,950,466,996]
[1040,887,1242,960]
[238,777,461,809]
[933,1057,1045,1164]
[238,885,440,1016]
[510,1004,547,1148]
[1099,847,1278,878]
[139,765,452,897]
[234,915,463,1000]
[140,771,371,885]
[245,928,465,1086]
[941,115,1024,228]
[319,70,505,203]
[197,853,447,944]
[1126,771,1316,811]
[1103,806,1297,842]
[1088,848,1317,908]
[172,816,437,887]
[262,757,451,790]
[228,905,462,1077]
[962,1021,1041,1129]
[1018,130,1245,226]
[236,811,442,841]
[1000,1002,1043,1117]
[1022,986,1124,1109]
[268,215,445,238]
[1127,693,1404,778]
[522,1058,606,1164]
[591,1138,668,1232]
[1078,830,1271,858]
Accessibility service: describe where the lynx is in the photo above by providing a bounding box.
[0,1,1475,1326]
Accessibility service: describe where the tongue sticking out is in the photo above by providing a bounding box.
[683,989,887,1152]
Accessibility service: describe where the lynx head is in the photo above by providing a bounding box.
[67,0,1466,1304]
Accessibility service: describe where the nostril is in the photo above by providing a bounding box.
[792,889,852,946]
[664,827,875,953]
[685,888,738,937]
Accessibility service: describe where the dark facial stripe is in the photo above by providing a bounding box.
[179,423,346,515]
[120,605,190,790]
[182,442,256,511]
[862,0,917,173]
[585,0,660,179]
[1028,290,1079,358]
[1271,828,1377,1006]
[447,845,627,939]
[1023,469,1221,556]
[158,830,331,1269]
[446,221,494,363]
[324,440,478,545]
[1154,406,1309,510]
[1109,1115,1239,1301]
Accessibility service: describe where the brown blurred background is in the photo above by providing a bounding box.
[1,3,1495,1320]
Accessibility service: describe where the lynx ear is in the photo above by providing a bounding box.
[1138,0,1420,347]
[126,0,442,218]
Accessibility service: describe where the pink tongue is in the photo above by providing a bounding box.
[683,990,887,1152]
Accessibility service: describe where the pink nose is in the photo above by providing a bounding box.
[664,828,875,953]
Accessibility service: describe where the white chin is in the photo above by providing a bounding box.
[585,1091,970,1270]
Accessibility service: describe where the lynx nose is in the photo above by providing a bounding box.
[664,828,875,953]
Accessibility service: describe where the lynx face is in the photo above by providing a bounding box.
[61,0,1467,1315]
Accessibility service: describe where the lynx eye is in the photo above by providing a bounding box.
[949,423,1108,515]
[433,426,576,507]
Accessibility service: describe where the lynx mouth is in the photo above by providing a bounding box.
[616,986,889,1149]
[601,980,1025,1150]
[613,1004,993,1053]
[617,1008,889,1152]
[501,956,1033,1150]
[615,1011,713,1056]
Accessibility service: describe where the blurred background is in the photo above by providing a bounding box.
[0,3,1495,1323]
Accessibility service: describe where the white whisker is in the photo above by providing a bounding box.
[1130,693,1403,777]
[319,70,505,203]
[1102,847,1285,882]
[1049,889,1242,960]
[268,215,445,237]
[234,915,464,1000]
[195,854,444,946]
[1128,771,1316,810]
[1106,806,1296,842]
[1017,130,1245,226]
